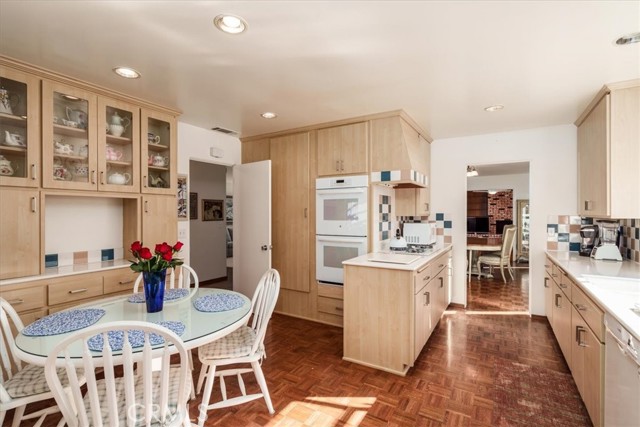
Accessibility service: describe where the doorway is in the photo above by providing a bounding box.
[465,162,530,312]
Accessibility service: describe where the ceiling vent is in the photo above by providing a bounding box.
[211,126,238,136]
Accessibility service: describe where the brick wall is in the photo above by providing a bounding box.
[488,190,513,234]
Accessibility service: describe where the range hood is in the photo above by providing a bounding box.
[370,114,431,189]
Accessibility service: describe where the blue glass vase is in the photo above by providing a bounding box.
[142,270,166,313]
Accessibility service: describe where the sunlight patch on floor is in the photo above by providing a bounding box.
[265,397,376,426]
[464,310,530,316]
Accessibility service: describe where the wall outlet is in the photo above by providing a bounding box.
[178,228,187,239]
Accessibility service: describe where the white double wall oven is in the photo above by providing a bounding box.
[316,175,368,285]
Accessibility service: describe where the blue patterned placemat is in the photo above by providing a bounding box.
[87,321,186,352]
[193,293,245,312]
[22,309,106,337]
[127,288,190,303]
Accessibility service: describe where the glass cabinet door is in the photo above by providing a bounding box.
[42,80,97,190]
[141,109,176,195]
[0,66,40,187]
[98,97,140,192]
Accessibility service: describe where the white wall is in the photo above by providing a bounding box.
[431,124,577,315]
[176,122,241,265]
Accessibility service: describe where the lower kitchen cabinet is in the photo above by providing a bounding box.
[0,187,40,280]
[316,283,343,326]
[551,281,572,364]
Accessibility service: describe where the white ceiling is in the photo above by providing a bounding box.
[0,1,638,140]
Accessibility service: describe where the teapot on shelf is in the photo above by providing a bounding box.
[0,155,14,176]
[150,154,168,167]
[107,171,131,185]
[53,139,74,155]
[52,159,72,181]
[0,88,20,115]
[149,174,166,188]
[105,144,123,161]
[65,106,87,129]
[107,111,131,137]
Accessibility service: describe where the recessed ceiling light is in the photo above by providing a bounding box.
[615,32,640,45]
[484,105,504,112]
[261,112,277,119]
[113,67,141,79]
[214,14,247,34]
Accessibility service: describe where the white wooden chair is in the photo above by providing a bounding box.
[0,297,84,427]
[133,264,200,293]
[44,320,191,427]
[195,269,281,427]
[477,225,517,283]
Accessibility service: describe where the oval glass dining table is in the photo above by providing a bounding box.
[14,288,252,365]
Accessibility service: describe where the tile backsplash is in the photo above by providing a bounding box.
[547,215,639,262]
[45,247,124,268]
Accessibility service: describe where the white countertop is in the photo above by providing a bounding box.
[343,244,452,271]
[546,251,640,340]
[0,259,132,286]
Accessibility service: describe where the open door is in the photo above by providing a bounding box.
[232,160,272,297]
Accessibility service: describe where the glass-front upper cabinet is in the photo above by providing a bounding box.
[42,80,97,190]
[0,66,40,187]
[98,97,140,193]
[141,109,176,195]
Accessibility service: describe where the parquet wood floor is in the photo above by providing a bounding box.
[467,267,529,312]
[5,293,589,427]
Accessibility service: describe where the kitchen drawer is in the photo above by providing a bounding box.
[544,257,554,276]
[1,285,46,312]
[572,282,605,342]
[549,262,561,286]
[103,268,138,295]
[557,266,572,300]
[414,262,433,294]
[48,274,103,306]
[432,251,450,275]
[317,282,343,300]
[317,296,344,317]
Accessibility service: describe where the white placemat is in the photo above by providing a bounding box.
[22,309,106,337]
[127,288,190,303]
[87,321,186,351]
[193,293,245,312]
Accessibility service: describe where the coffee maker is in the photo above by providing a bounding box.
[590,221,623,261]
[579,225,598,257]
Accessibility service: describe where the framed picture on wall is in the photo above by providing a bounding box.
[225,196,233,223]
[177,175,187,221]
[189,192,198,220]
[203,199,224,221]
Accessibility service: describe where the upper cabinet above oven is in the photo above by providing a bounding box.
[317,122,368,177]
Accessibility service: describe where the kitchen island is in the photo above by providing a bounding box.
[342,244,452,375]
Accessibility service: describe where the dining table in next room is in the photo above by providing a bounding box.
[466,236,503,281]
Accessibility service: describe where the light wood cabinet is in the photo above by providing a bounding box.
[241,138,270,164]
[576,81,640,218]
[395,187,430,217]
[141,109,177,195]
[98,97,140,193]
[544,271,554,323]
[0,66,40,187]
[103,268,138,295]
[0,187,40,279]
[142,195,178,245]
[317,122,367,176]
[270,132,310,293]
[551,281,572,363]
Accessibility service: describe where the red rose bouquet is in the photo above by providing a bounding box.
[129,241,184,273]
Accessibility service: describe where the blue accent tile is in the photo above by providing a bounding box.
[382,213,388,222]
[436,213,444,221]
[381,171,391,181]
[379,204,383,213]
[382,195,389,204]
[444,220,452,229]
[569,242,581,252]
[547,224,558,233]
[45,254,58,268]
[558,233,570,242]
[101,248,114,261]
[635,228,639,239]
[379,222,383,231]
[382,231,389,240]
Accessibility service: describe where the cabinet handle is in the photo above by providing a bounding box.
[426,291,430,306]
[584,200,592,211]
[118,280,134,285]
[100,171,105,185]
[340,160,344,171]
[544,277,549,288]
[576,325,587,347]
[304,208,308,218]
[575,303,587,311]
[31,164,37,180]
[144,200,149,213]
[143,175,148,188]
[31,196,37,213]
[555,294,561,308]
[425,203,429,212]
[559,283,568,289]
[7,298,24,305]
[438,263,444,268]
[68,288,87,294]
[423,275,431,282]
[544,264,551,269]
[551,273,558,278]
[439,277,444,288]
[335,307,343,312]
[335,160,340,171]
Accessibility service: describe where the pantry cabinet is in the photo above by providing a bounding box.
[317,122,367,176]
[0,66,40,188]
[0,187,40,280]
[576,81,640,218]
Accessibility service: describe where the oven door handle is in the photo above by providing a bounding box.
[317,236,366,244]
[317,188,366,195]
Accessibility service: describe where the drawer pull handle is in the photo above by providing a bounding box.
[575,304,587,311]
[31,164,37,180]
[8,298,24,305]
[544,277,549,288]
[423,275,431,282]
[335,307,343,312]
[68,288,88,294]
[555,294,562,308]
[439,277,444,288]
[438,264,444,268]
[559,283,567,289]
[118,280,134,285]
[576,325,587,347]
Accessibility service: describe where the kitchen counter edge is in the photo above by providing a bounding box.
[343,244,452,271]
[0,259,132,287]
